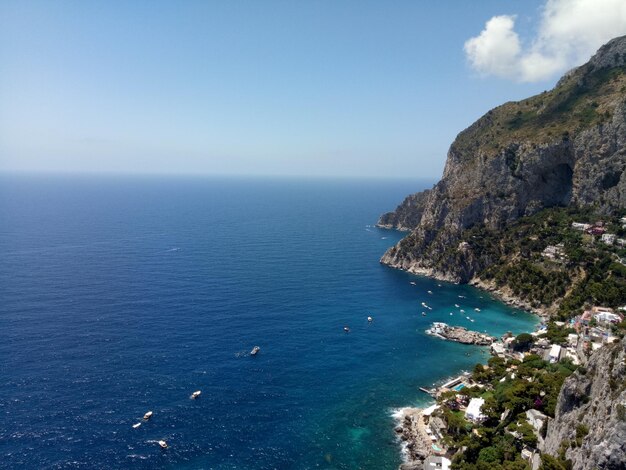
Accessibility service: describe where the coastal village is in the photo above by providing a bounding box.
[385,204,626,470]
[396,300,626,470]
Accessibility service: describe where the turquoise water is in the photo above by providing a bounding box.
[0,175,537,469]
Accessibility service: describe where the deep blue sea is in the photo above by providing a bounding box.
[0,175,536,469]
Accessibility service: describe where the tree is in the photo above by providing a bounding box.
[513,333,534,352]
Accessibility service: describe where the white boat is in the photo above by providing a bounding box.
[410,282,416,285]
[132,423,141,429]
[190,390,201,399]
[460,309,465,313]
[474,308,481,312]
[343,326,350,333]
[143,411,153,420]
[454,304,460,308]
[250,346,260,356]
[158,440,168,449]
[427,290,433,294]
[422,312,427,316]
[367,316,373,322]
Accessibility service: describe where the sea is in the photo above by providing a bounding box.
[0,175,537,469]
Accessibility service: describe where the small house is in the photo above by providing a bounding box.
[423,456,451,470]
[465,398,485,422]
[547,344,561,363]
[601,233,616,245]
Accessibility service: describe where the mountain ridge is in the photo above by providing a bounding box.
[379,35,626,288]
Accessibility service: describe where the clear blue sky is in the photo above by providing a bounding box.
[0,0,606,178]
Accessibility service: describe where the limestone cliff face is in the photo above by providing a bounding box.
[542,337,626,469]
[380,36,626,283]
[377,190,430,231]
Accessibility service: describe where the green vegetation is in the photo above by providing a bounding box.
[453,64,626,159]
[464,207,626,319]
[439,354,578,469]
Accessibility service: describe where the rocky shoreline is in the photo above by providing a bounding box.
[468,277,551,321]
[379,252,549,321]
[393,408,436,470]
[426,322,495,345]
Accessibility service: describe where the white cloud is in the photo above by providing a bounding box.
[464,0,626,82]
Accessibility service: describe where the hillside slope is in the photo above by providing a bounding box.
[380,36,626,286]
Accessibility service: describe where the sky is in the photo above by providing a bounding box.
[1,0,625,179]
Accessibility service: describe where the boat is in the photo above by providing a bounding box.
[190,390,201,399]
[422,312,427,316]
[454,304,460,308]
[474,308,481,312]
[132,423,141,429]
[250,346,260,356]
[158,440,168,449]
[410,282,416,285]
[449,312,453,315]
[427,290,433,294]
[367,316,373,322]
[343,326,350,333]
[460,309,465,313]
[143,411,153,420]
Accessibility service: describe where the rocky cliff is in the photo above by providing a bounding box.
[380,36,626,283]
[542,337,626,469]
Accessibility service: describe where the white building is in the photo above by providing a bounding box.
[572,222,591,231]
[548,344,562,363]
[542,244,565,260]
[491,342,506,357]
[423,456,451,470]
[567,333,579,347]
[601,233,616,245]
[465,398,485,422]
[594,312,623,324]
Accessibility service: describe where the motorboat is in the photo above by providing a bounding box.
[250,346,260,356]
[367,316,373,322]
[190,390,201,399]
[143,411,153,420]
[158,440,168,449]
[133,423,141,429]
